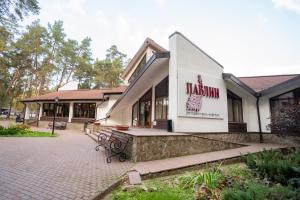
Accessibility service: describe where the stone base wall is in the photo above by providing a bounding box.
[124,134,244,162]
[198,133,300,146]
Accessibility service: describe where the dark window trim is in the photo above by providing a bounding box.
[128,54,147,84]
[154,76,169,120]
[73,103,96,118]
[42,103,70,117]
[227,90,243,123]
[138,88,152,128]
[269,87,300,117]
[270,87,300,100]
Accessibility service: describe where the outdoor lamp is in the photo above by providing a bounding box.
[52,96,59,135]
[54,96,59,103]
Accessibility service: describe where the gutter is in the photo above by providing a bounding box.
[255,94,263,143]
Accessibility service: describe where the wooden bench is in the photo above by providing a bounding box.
[48,122,67,130]
[95,131,132,163]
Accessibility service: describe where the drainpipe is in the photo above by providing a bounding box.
[256,94,263,143]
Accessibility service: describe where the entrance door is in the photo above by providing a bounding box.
[139,100,151,127]
[138,88,152,127]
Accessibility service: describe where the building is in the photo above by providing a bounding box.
[106,32,300,134]
[22,87,126,129]
[22,32,300,134]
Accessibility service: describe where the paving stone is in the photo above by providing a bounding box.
[128,170,142,185]
[0,128,133,200]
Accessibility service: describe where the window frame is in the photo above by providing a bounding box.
[73,103,96,118]
[227,90,243,123]
[154,76,169,121]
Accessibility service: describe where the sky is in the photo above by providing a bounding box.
[22,0,300,77]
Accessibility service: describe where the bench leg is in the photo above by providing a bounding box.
[106,151,121,163]
[95,145,101,151]
[119,153,127,162]
[106,152,128,163]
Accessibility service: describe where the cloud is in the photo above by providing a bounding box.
[272,0,300,15]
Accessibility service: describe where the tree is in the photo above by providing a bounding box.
[93,45,127,88]
[69,37,93,89]
[0,0,40,27]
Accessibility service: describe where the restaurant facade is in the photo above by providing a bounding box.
[22,32,300,134]
[106,32,300,134]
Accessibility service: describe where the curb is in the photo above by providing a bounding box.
[92,175,127,200]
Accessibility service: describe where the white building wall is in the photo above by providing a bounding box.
[169,32,228,132]
[96,95,120,119]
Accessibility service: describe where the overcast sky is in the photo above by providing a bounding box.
[22,0,300,77]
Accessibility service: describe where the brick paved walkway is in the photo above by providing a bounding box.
[133,143,287,176]
[0,130,133,200]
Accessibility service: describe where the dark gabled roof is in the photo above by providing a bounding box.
[238,74,299,92]
[21,86,127,102]
[224,73,300,97]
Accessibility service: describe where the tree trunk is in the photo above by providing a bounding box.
[6,98,13,119]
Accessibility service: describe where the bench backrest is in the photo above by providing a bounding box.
[109,132,132,151]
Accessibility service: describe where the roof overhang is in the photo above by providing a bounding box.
[20,98,105,103]
[108,52,170,116]
[260,75,300,96]
[223,73,258,97]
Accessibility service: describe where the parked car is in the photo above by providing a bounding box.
[15,114,24,123]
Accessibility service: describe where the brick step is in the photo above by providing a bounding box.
[101,129,113,135]
[87,132,98,143]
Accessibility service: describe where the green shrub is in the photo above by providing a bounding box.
[244,149,300,186]
[222,182,269,200]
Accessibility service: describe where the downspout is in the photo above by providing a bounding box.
[256,94,263,143]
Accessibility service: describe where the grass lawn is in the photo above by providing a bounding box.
[108,149,300,200]
[0,124,57,137]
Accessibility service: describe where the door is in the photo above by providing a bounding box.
[139,100,151,127]
[138,88,152,127]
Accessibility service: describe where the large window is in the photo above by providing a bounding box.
[73,103,96,118]
[227,90,243,123]
[132,102,138,126]
[155,77,168,120]
[128,55,147,84]
[270,87,300,117]
[43,103,69,117]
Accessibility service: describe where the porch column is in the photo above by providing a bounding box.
[151,86,155,127]
[38,102,43,120]
[24,103,30,120]
[68,102,73,123]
